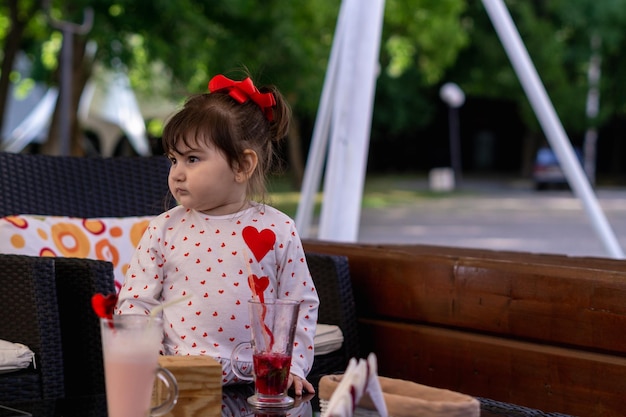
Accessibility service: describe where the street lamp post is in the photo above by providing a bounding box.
[439,82,465,186]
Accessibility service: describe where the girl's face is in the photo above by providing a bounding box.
[167,138,247,215]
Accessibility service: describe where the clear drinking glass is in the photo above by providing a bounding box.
[231,299,300,409]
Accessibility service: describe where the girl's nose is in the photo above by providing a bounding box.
[169,164,184,181]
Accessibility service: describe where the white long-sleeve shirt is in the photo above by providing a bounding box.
[116,203,319,384]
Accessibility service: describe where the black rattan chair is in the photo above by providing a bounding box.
[306,252,360,390]
[54,257,115,399]
[0,152,174,218]
[0,152,172,401]
[0,254,65,402]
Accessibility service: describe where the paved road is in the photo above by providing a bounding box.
[355,178,626,259]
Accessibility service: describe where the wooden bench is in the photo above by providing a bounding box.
[303,239,626,417]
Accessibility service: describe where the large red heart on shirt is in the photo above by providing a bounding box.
[242,226,276,262]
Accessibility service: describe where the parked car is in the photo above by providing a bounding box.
[532,146,583,190]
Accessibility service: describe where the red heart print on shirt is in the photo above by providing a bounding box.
[242,226,276,262]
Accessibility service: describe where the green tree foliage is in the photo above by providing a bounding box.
[0,0,341,155]
[0,0,45,136]
[447,0,626,137]
[373,0,467,137]
[548,0,626,126]
[3,0,626,175]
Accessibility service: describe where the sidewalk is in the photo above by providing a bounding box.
[354,177,626,259]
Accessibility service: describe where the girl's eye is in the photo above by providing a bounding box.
[168,156,177,164]
[188,156,199,163]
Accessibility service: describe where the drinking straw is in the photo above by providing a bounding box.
[243,249,274,349]
[146,294,193,331]
[149,294,192,318]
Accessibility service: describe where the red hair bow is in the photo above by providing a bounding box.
[208,75,276,121]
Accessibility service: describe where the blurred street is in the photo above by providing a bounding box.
[356,177,626,259]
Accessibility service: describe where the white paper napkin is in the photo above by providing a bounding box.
[322,353,388,417]
[314,324,344,356]
[0,339,35,373]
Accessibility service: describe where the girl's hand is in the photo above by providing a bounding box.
[288,373,315,396]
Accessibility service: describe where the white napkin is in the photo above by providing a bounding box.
[320,355,480,417]
[322,353,388,417]
[0,339,35,373]
[314,324,344,356]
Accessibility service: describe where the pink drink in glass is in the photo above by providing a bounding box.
[100,315,178,417]
[104,351,158,417]
[253,352,292,396]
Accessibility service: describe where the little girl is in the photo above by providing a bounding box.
[116,73,319,396]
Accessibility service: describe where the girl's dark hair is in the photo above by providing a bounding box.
[162,76,291,202]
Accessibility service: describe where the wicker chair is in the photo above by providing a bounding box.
[306,252,360,390]
[53,257,115,399]
[0,152,171,402]
[0,152,174,218]
[0,254,65,402]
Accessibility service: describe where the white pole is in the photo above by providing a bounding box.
[317,0,385,242]
[482,0,624,258]
[295,0,349,238]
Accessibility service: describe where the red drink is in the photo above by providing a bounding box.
[231,299,300,408]
[253,352,292,396]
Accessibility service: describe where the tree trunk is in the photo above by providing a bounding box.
[583,34,601,186]
[42,35,92,156]
[0,0,41,140]
[288,116,304,188]
[521,131,540,178]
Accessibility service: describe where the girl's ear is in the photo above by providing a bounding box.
[236,149,258,182]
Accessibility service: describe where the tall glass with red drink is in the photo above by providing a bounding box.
[231,299,300,409]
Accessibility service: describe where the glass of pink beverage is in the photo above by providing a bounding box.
[231,299,300,409]
[100,315,178,417]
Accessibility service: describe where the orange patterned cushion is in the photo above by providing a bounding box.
[0,215,152,288]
